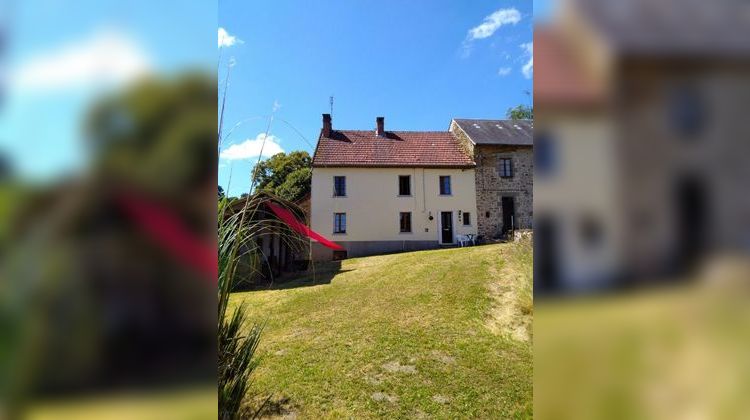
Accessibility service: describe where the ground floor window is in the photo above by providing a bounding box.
[334,213,347,234]
[400,212,412,233]
[463,212,471,226]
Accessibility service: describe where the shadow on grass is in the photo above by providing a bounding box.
[237,260,353,291]
[251,395,298,418]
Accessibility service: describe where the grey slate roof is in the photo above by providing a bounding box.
[452,119,533,146]
[573,0,750,56]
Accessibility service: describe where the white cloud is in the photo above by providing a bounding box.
[520,42,533,55]
[520,42,533,79]
[218,27,242,48]
[220,133,284,160]
[498,67,512,76]
[467,8,521,41]
[522,57,533,79]
[12,29,151,93]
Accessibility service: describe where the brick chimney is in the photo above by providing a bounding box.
[322,113,332,137]
[376,116,385,137]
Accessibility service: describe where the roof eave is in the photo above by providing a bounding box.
[311,163,476,169]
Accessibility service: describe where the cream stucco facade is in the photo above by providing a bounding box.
[311,166,478,260]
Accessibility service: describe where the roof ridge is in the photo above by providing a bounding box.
[334,129,453,133]
[454,118,533,122]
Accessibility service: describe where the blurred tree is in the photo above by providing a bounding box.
[0,151,12,180]
[218,185,225,200]
[1,73,217,408]
[251,151,311,202]
[85,72,216,201]
[506,104,534,120]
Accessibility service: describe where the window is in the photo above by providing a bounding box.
[668,84,706,139]
[333,213,347,234]
[535,133,555,176]
[499,158,513,178]
[398,175,411,196]
[463,212,471,226]
[439,176,451,195]
[333,176,346,197]
[579,215,603,248]
[399,212,412,233]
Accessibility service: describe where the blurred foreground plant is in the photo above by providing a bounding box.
[217,191,307,419]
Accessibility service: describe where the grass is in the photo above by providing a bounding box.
[26,386,217,420]
[535,276,750,420]
[231,242,533,419]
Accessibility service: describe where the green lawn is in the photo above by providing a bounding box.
[27,386,217,420]
[232,241,533,419]
[535,281,750,420]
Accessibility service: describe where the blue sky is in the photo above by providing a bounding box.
[219,0,534,196]
[0,0,215,181]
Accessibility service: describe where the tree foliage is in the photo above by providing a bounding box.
[506,104,534,120]
[85,73,216,198]
[251,151,312,202]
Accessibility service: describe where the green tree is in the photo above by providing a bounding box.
[251,151,312,202]
[506,104,533,120]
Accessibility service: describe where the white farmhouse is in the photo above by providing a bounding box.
[310,114,478,260]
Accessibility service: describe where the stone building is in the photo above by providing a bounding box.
[534,0,750,292]
[450,119,534,240]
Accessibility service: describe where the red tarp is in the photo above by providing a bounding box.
[266,202,345,251]
[118,193,217,281]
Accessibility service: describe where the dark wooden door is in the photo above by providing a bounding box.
[502,197,515,233]
[534,216,559,294]
[440,212,453,244]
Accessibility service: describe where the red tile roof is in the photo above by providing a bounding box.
[535,26,605,107]
[312,130,475,168]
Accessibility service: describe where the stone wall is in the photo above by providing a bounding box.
[450,122,533,239]
[450,120,475,158]
[474,145,533,238]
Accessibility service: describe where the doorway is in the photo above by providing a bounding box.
[674,176,707,269]
[440,211,453,244]
[534,216,560,294]
[501,196,515,234]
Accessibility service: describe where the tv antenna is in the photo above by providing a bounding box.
[329,96,334,116]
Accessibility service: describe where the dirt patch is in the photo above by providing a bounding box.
[364,373,385,385]
[430,350,456,365]
[432,395,451,404]
[412,409,431,419]
[485,239,533,343]
[381,361,417,374]
[371,392,399,403]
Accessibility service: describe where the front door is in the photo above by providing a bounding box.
[440,212,453,244]
[501,197,515,233]
[534,216,559,294]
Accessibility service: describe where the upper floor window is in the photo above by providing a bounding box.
[499,158,513,178]
[333,176,346,197]
[668,84,706,139]
[439,176,452,195]
[535,133,555,176]
[399,212,412,233]
[398,175,411,196]
[333,212,347,234]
